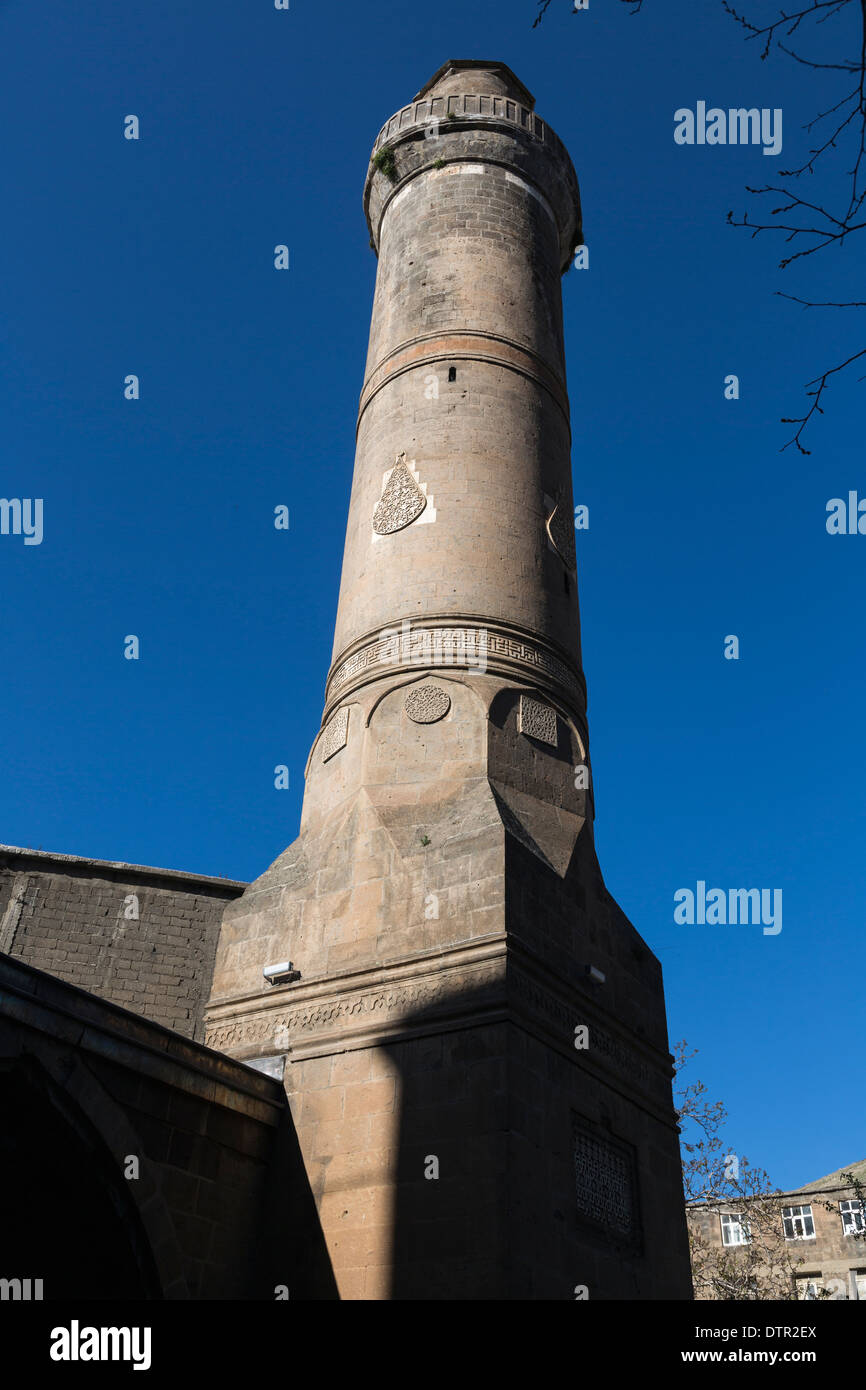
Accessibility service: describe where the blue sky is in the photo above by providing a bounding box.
[1,0,862,1192]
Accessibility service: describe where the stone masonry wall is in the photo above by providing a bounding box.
[0,953,294,1299]
[0,846,246,1041]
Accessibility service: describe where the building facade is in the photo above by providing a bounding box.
[688,1162,866,1300]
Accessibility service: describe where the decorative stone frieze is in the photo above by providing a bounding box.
[326,621,584,719]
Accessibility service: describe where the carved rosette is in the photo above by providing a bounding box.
[404,686,451,723]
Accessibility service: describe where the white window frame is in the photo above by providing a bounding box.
[840,1199,864,1237]
[795,1275,823,1301]
[720,1212,751,1246]
[782,1204,816,1241]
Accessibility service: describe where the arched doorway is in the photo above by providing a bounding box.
[0,1057,162,1299]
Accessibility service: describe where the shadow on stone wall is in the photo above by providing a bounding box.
[260,1106,339,1300]
[0,954,338,1300]
[0,1056,162,1299]
[383,976,691,1300]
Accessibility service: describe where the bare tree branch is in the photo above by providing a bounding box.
[777,291,866,304]
[780,345,866,451]
[722,0,853,60]
[534,0,865,449]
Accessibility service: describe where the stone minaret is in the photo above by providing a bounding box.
[206,60,692,1301]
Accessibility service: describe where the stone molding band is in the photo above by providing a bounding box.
[371,92,565,162]
[357,329,571,437]
[204,941,677,1129]
[205,957,504,1058]
[322,617,586,724]
[363,92,583,267]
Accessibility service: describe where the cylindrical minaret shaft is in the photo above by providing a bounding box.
[323,60,586,735]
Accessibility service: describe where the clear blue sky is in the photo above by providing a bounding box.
[1,0,862,1193]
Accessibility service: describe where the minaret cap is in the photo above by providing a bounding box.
[414,59,536,110]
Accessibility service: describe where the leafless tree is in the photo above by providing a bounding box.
[673,1041,805,1300]
[534,0,866,452]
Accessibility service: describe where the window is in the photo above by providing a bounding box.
[840,1200,864,1236]
[853,1271,866,1301]
[782,1204,815,1240]
[795,1276,823,1300]
[720,1212,751,1246]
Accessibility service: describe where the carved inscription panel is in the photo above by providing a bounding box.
[573,1125,638,1242]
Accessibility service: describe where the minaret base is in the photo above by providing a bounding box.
[205,674,691,1299]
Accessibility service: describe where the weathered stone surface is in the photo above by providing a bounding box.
[0,953,321,1300]
[0,846,244,1042]
[205,59,691,1301]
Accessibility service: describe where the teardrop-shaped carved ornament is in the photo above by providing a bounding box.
[373,454,427,535]
[546,496,577,571]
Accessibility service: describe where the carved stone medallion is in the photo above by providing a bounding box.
[404,685,451,723]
